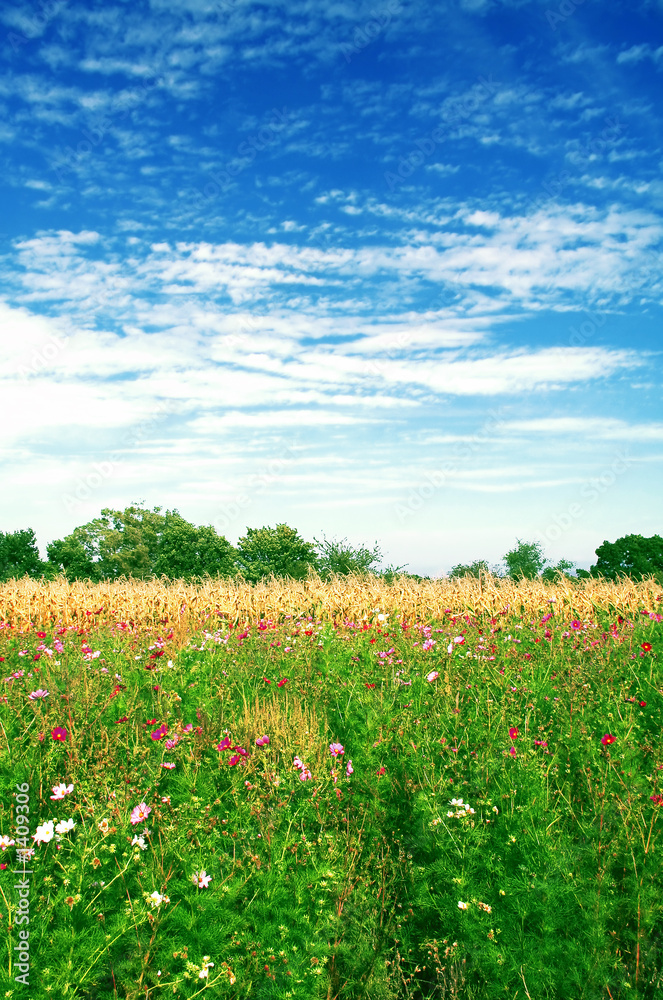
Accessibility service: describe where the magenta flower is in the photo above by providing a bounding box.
[130,802,151,825]
[534,740,548,748]
[51,726,68,742]
[509,727,519,740]
[509,746,516,757]
[215,736,231,751]
[277,677,288,688]
[346,760,354,776]
[601,734,616,746]
[228,754,242,766]
[164,736,179,749]
[28,689,49,700]
[161,762,175,769]
[255,735,270,746]
[151,725,168,741]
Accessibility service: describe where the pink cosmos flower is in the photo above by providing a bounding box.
[164,736,179,749]
[151,725,168,741]
[329,743,344,757]
[255,735,270,746]
[228,755,244,766]
[299,768,312,781]
[293,756,304,770]
[509,746,516,757]
[28,689,49,700]
[426,670,440,682]
[193,870,212,888]
[161,762,175,769]
[422,639,436,651]
[50,782,74,800]
[346,760,353,776]
[601,734,616,746]
[509,727,519,740]
[130,802,151,825]
[216,736,231,751]
[534,740,548,747]
[51,726,68,742]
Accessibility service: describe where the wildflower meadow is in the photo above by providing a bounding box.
[0,573,661,999]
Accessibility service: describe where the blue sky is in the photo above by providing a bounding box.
[1,0,662,577]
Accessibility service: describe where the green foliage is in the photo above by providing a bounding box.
[45,504,235,581]
[590,533,663,583]
[153,513,237,580]
[449,559,491,579]
[0,527,44,581]
[235,523,319,583]
[540,558,576,582]
[502,538,547,580]
[2,601,661,998]
[313,534,383,580]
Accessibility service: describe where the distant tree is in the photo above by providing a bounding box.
[449,559,491,579]
[589,534,663,583]
[46,503,235,581]
[314,534,383,580]
[235,524,319,583]
[541,558,576,582]
[0,529,45,581]
[46,525,104,582]
[153,513,237,580]
[503,539,547,581]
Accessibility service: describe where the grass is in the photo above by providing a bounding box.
[0,575,661,998]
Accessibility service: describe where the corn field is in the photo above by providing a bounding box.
[0,571,659,629]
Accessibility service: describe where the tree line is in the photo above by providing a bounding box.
[0,503,661,585]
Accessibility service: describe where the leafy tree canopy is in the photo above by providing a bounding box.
[449,559,492,579]
[46,504,235,581]
[0,528,44,582]
[590,534,663,583]
[235,523,319,583]
[502,539,547,581]
[313,534,383,580]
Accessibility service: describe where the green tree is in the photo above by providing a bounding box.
[46,504,235,581]
[589,534,663,583]
[449,559,491,579]
[541,558,576,582]
[235,524,319,583]
[153,513,237,580]
[46,523,105,581]
[503,539,547,580]
[313,534,383,580]
[0,528,45,581]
